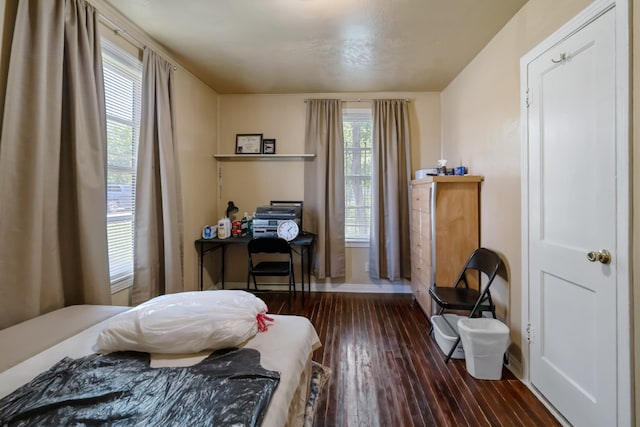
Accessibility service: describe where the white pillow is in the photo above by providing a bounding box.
[95,290,271,354]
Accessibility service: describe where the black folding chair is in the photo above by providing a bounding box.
[247,237,296,295]
[429,247,503,363]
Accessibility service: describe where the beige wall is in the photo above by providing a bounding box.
[216,92,441,286]
[441,0,629,382]
[174,69,220,292]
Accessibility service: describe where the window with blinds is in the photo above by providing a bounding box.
[102,38,142,292]
[343,108,372,243]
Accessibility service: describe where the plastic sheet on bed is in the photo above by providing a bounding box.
[0,348,279,426]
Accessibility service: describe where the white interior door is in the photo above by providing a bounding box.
[525,7,619,426]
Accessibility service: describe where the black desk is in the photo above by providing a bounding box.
[195,233,315,293]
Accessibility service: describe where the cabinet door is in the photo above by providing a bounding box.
[433,182,479,289]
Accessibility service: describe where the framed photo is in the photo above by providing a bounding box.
[235,134,263,154]
[262,139,276,154]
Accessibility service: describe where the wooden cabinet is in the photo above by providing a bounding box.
[409,176,483,317]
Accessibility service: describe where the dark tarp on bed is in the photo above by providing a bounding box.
[0,348,279,426]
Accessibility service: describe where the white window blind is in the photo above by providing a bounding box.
[343,108,372,243]
[102,38,142,292]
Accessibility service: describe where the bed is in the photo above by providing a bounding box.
[0,301,321,426]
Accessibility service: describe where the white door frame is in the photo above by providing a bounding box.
[520,0,631,424]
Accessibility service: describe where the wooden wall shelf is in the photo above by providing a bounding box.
[213,154,315,160]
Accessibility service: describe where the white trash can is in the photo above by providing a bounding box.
[457,318,510,380]
[430,314,465,359]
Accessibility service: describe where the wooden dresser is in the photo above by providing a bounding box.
[409,176,483,317]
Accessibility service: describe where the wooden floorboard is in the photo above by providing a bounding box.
[257,292,561,427]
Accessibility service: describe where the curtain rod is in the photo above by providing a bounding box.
[304,98,410,103]
[98,14,145,50]
[98,14,177,71]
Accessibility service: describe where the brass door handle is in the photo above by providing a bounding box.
[587,249,611,264]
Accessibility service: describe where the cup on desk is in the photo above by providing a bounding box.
[202,225,216,239]
[454,166,467,176]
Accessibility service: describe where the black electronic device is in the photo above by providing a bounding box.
[252,203,302,238]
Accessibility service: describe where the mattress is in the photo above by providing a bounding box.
[0,304,130,373]
[0,306,321,427]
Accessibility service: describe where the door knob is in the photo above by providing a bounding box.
[587,249,611,264]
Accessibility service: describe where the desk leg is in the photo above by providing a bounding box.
[300,248,304,296]
[199,242,204,291]
[306,245,312,293]
[221,245,226,289]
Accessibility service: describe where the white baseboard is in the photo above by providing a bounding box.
[309,282,412,293]
[215,281,412,294]
[506,352,523,379]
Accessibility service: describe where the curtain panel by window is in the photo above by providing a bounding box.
[369,99,411,281]
[0,0,111,329]
[132,48,184,304]
[303,99,345,279]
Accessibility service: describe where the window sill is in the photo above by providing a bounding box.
[346,240,369,248]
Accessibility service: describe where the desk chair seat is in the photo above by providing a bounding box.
[429,287,494,314]
[429,247,502,363]
[247,237,296,295]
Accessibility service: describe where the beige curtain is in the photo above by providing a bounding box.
[369,99,411,281]
[0,0,111,329]
[132,48,184,304]
[304,99,345,279]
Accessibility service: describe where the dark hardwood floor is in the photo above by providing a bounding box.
[259,291,560,427]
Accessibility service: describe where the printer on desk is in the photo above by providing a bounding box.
[252,203,302,238]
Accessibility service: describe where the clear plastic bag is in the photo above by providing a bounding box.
[96,290,272,354]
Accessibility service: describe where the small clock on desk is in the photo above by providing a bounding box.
[277,220,299,241]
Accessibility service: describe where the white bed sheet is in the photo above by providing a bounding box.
[0,312,321,427]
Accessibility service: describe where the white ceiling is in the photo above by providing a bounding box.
[103,0,528,94]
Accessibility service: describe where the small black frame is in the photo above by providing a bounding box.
[262,138,276,154]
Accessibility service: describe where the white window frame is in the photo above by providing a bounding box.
[343,107,372,246]
[102,38,142,293]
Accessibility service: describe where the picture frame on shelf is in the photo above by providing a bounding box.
[235,134,263,154]
[262,139,276,154]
